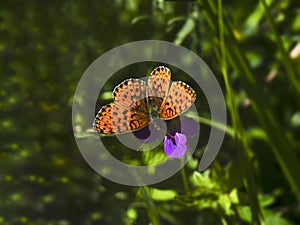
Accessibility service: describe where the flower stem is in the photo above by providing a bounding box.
[140,186,161,225]
[181,157,190,193]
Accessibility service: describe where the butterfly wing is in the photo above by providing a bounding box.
[94,78,150,134]
[147,66,171,110]
[159,81,196,120]
[113,78,148,113]
[93,103,150,134]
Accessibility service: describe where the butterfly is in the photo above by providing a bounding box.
[93,66,196,134]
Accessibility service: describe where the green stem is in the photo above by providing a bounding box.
[140,186,161,225]
[181,157,190,193]
[217,0,263,224]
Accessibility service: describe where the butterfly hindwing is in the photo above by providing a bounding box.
[93,103,114,134]
[93,103,150,134]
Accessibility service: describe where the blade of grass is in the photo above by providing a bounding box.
[186,113,234,137]
[217,1,263,224]
[130,171,161,225]
[140,186,161,225]
[198,0,300,202]
[259,0,300,96]
[226,36,300,202]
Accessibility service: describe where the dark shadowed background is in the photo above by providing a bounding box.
[1,1,300,224]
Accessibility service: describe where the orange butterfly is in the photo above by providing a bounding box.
[93,66,196,134]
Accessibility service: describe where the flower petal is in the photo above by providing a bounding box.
[180,117,197,137]
[164,136,177,155]
[164,133,187,158]
[133,125,150,140]
[175,132,187,144]
[133,123,164,143]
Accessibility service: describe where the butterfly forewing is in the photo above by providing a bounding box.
[159,81,196,120]
[147,66,171,110]
[113,78,147,112]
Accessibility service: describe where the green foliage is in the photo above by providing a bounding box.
[1,0,300,225]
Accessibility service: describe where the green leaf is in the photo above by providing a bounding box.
[237,206,252,223]
[258,195,274,207]
[126,207,138,220]
[229,189,239,204]
[173,17,195,45]
[150,188,177,201]
[291,112,300,127]
[246,127,268,141]
[191,171,216,189]
[264,210,293,225]
[74,131,95,138]
[218,194,232,215]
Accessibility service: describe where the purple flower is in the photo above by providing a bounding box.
[163,116,197,158]
[164,133,187,158]
[133,118,165,143]
[133,116,197,158]
[133,123,160,143]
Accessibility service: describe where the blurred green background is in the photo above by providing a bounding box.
[1,0,300,224]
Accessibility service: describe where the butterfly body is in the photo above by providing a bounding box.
[146,96,162,119]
